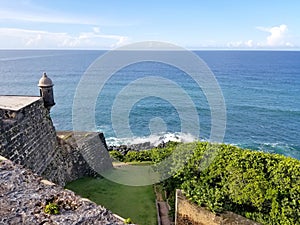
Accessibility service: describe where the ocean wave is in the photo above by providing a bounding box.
[106,135,300,160]
[105,132,198,147]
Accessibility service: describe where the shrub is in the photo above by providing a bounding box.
[44,202,60,215]
[167,142,300,225]
[109,150,124,161]
[124,150,152,162]
[110,141,300,224]
[124,217,132,224]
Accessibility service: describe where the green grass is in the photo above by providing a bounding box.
[65,177,157,225]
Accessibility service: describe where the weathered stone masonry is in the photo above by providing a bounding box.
[175,190,261,225]
[0,96,112,186]
[0,97,57,175]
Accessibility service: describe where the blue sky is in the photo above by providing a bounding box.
[0,0,299,49]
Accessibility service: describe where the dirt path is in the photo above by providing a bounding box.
[154,185,172,225]
[157,201,171,225]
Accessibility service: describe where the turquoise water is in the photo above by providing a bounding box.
[0,50,299,159]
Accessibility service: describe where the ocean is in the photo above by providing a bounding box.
[0,50,299,159]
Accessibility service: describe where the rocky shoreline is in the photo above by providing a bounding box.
[108,141,168,155]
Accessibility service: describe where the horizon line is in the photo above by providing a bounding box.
[0,48,300,51]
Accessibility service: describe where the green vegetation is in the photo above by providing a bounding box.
[166,142,300,225]
[109,141,179,163]
[44,202,60,215]
[109,150,125,162]
[65,177,157,225]
[67,142,300,224]
[111,141,300,225]
[124,217,132,224]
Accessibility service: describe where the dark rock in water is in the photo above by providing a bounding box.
[141,141,151,149]
[157,141,166,149]
[108,140,179,154]
[130,141,153,151]
[109,141,155,153]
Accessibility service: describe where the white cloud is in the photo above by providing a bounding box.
[0,27,128,49]
[227,40,254,48]
[0,9,95,25]
[226,24,295,49]
[257,24,293,47]
[93,27,101,34]
[0,2,135,27]
[0,2,129,49]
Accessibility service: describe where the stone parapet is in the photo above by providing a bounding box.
[0,96,113,186]
[0,158,125,225]
[175,190,261,225]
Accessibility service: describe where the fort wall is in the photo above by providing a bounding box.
[0,96,112,186]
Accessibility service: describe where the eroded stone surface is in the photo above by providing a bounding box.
[0,159,125,225]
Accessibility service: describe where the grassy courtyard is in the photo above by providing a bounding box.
[65,176,157,225]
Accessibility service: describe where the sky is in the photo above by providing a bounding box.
[0,0,299,50]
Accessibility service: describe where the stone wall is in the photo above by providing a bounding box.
[0,98,58,175]
[175,190,261,225]
[0,97,113,186]
[53,131,113,185]
[0,157,125,225]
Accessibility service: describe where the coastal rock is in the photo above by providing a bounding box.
[108,140,169,154]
